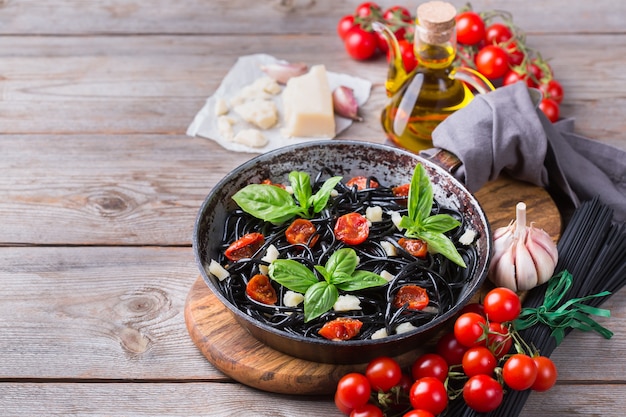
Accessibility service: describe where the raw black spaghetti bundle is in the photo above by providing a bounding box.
[445,197,626,416]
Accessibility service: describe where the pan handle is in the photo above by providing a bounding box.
[426,148,462,174]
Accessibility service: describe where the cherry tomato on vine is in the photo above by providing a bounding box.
[436,332,468,365]
[505,41,525,66]
[320,317,363,341]
[350,404,384,417]
[402,410,435,417]
[411,353,449,382]
[487,321,513,359]
[337,15,357,40]
[246,274,277,305]
[475,45,510,80]
[528,60,544,84]
[285,218,319,247]
[463,374,504,413]
[398,39,417,72]
[355,2,381,18]
[484,22,513,44]
[336,372,372,410]
[409,377,448,415]
[393,284,429,310]
[455,11,485,45]
[365,356,402,392]
[454,312,487,347]
[503,354,538,391]
[531,356,558,391]
[539,98,560,123]
[334,212,370,245]
[540,79,564,103]
[335,391,354,415]
[503,68,534,87]
[224,232,265,261]
[459,302,485,317]
[344,26,379,60]
[383,5,412,23]
[462,346,497,377]
[483,287,522,323]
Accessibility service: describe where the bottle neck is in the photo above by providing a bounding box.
[415,22,457,69]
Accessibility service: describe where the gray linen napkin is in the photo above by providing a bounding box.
[421,82,626,224]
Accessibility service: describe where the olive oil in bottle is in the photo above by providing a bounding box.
[381,1,475,153]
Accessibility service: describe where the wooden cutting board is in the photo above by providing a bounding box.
[184,175,561,395]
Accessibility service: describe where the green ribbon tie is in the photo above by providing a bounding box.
[514,270,613,345]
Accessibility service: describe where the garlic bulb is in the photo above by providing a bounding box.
[260,62,308,84]
[488,202,559,292]
[332,86,363,121]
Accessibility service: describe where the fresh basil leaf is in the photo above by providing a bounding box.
[421,214,461,233]
[327,271,354,286]
[399,215,418,232]
[335,270,388,291]
[269,259,318,293]
[310,176,343,214]
[419,230,467,268]
[408,164,433,223]
[232,184,300,223]
[325,247,358,277]
[304,281,338,322]
[289,171,312,214]
[314,265,331,283]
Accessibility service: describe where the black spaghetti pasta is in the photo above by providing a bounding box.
[214,168,479,341]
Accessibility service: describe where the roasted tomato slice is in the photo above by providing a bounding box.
[285,218,319,247]
[319,317,363,341]
[398,237,428,258]
[224,232,264,261]
[393,285,429,310]
[334,212,369,245]
[261,178,286,189]
[392,183,410,197]
[346,176,379,190]
[246,274,277,305]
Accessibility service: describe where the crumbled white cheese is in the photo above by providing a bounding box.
[229,76,280,107]
[284,185,294,194]
[233,99,278,130]
[371,328,388,340]
[395,322,417,334]
[379,270,395,282]
[259,244,279,275]
[283,290,305,307]
[232,128,268,148]
[208,259,229,282]
[217,115,235,140]
[390,211,404,230]
[330,189,339,197]
[365,206,383,223]
[380,241,397,257]
[333,295,362,312]
[459,228,477,245]
[214,98,229,116]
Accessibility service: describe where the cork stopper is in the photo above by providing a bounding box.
[416,1,457,44]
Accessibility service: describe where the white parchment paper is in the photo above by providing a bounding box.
[186,54,372,153]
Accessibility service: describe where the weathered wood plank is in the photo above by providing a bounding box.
[0,0,623,35]
[0,381,624,416]
[0,246,624,383]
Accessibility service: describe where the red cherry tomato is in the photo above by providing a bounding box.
[402,410,435,417]
[337,15,357,40]
[383,6,412,22]
[334,212,370,245]
[409,377,448,415]
[475,45,509,80]
[455,11,485,45]
[462,346,497,377]
[505,41,525,66]
[540,79,564,103]
[344,26,379,61]
[355,2,381,18]
[463,374,504,413]
[398,238,428,258]
[346,176,379,190]
[503,354,538,391]
[528,60,544,84]
[224,232,264,261]
[365,356,402,392]
[436,332,468,366]
[246,274,277,305]
[319,317,363,341]
[412,353,449,382]
[459,302,485,317]
[483,287,522,323]
[487,321,513,359]
[398,39,417,72]
[454,312,487,347]
[285,218,319,247]
[336,372,371,410]
[484,22,513,44]
[335,391,354,415]
[503,69,534,87]
[531,356,558,391]
[539,98,560,123]
[393,285,429,310]
[350,404,384,417]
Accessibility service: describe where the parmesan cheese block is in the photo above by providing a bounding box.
[281,65,336,138]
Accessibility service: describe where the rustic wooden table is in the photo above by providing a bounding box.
[1,1,624,416]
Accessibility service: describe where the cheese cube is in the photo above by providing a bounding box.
[233,99,278,130]
[281,65,336,138]
[232,129,268,148]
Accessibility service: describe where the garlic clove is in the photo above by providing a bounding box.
[526,227,558,285]
[529,223,559,265]
[514,235,538,291]
[491,244,518,291]
[261,62,308,84]
[490,223,515,267]
[332,86,363,121]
